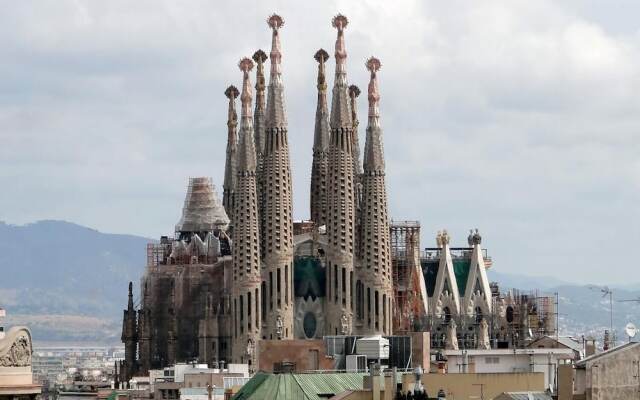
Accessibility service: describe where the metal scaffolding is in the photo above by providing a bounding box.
[390,220,424,333]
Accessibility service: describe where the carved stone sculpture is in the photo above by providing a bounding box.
[445,321,459,350]
[275,315,283,339]
[340,314,349,335]
[0,334,31,367]
[478,318,490,350]
[472,228,482,245]
[441,230,450,246]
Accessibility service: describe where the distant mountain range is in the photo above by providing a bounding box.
[0,220,638,345]
[487,272,640,342]
[0,220,148,344]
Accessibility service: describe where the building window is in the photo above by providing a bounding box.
[234,299,237,338]
[277,268,282,307]
[350,271,354,311]
[240,296,244,334]
[334,265,338,303]
[285,264,289,304]
[247,291,252,331]
[375,290,379,330]
[261,281,267,322]
[367,287,371,327]
[255,288,259,328]
[269,272,274,310]
[383,293,387,333]
[356,281,363,320]
[341,267,346,306]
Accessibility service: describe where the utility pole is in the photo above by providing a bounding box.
[555,292,559,344]
[633,360,640,399]
[589,286,614,347]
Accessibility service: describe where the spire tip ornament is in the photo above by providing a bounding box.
[224,85,239,100]
[267,14,284,30]
[238,57,254,73]
[332,14,349,84]
[238,57,254,117]
[366,57,381,118]
[348,84,360,98]
[314,48,330,64]
[365,56,382,73]
[332,14,349,30]
[252,49,268,64]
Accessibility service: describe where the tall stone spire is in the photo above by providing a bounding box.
[252,50,268,242]
[325,14,355,335]
[253,50,268,159]
[223,85,239,222]
[348,85,363,179]
[121,282,137,381]
[231,57,262,365]
[137,283,151,374]
[349,84,364,261]
[261,14,294,340]
[310,48,330,226]
[359,57,393,335]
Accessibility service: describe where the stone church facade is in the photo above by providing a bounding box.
[121,13,553,381]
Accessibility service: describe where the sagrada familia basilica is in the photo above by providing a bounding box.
[121,14,555,379]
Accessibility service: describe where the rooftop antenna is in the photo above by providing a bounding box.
[625,322,637,342]
[589,285,614,348]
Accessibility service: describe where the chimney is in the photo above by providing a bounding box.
[585,337,596,357]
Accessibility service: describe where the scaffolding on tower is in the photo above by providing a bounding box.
[390,221,426,333]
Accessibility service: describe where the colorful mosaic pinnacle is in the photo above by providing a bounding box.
[366,57,381,118]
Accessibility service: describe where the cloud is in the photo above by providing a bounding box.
[0,0,638,284]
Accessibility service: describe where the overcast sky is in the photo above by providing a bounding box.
[1,1,639,285]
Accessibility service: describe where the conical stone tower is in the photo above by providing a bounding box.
[252,49,268,243]
[358,57,393,335]
[231,57,262,366]
[222,86,239,223]
[310,49,331,227]
[325,14,355,335]
[349,85,364,263]
[349,84,363,209]
[261,14,294,340]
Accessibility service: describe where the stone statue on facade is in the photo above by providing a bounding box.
[275,315,283,339]
[445,321,458,350]
[0,334,31,367]
[441,230,450,246]
[478,318,490,350]
[472,228,482,245]
[340,314,349,335]
[246,339,254,357]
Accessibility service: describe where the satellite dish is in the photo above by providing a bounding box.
[625,323,637,339]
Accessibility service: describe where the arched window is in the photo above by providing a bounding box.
[261,282,266,322]
[355,281,364,320]
[506,306,514,324]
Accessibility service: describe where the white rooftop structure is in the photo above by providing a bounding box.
[175,177,229,233]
